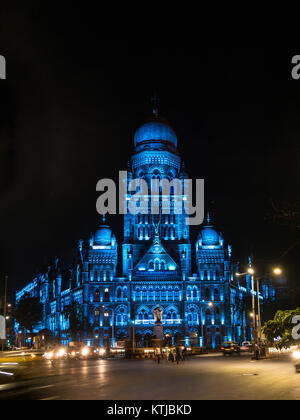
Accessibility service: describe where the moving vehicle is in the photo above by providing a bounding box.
[221,342,240,356]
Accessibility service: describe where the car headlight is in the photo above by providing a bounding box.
[293,351,300,360]
[56,348,66,358]
[81,347,89,356]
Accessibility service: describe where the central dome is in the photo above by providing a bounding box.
[94,224,116,246]
[200,227,220,245]
[134,116,178,148]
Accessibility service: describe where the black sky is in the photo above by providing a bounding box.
[0,9,299,293]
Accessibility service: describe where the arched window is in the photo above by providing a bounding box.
[192,288,198,299]
[215,307,220,324]
[149,261,154,270]
[174,288,179,300]
[161,288,166,301]
[103,311,110,327]
[94,289,100,303]
[214,288,220,301]
[104,288,110,302]
[187,288,192,300]
[106,270,110,281]
[205,309,211,325]
[94,271,98,282]
[117,288,122,299]
[205,288,210,301]
[155,260,159,271]
[160,261,165,271]
[100,271,104,281]
[167,309,177,320]
[138,309,149,321]
[142,288,147,300]
[94,308,100,326]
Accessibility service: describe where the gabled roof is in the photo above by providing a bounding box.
[134,236,179,273]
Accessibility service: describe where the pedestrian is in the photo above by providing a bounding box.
[254,343,260,360]
[175,346,181,364]
[155,347,161,364]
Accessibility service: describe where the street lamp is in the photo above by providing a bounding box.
[237,266,283,344]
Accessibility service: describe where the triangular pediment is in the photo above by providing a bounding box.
[134,236,178,273]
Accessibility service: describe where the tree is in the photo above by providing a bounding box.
[63,301,91,343]
[262,307,300,350]
[15,293,43,347]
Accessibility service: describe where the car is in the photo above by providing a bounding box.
[221,342,240,356]
[240,341,252,352]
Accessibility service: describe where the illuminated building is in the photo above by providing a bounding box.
[15,109,275,348]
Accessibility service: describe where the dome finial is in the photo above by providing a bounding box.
[151,92,160,116]
[206,212,211,224]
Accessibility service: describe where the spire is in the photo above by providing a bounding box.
[151,92,160,116]
[102,213,106,224]
[206,212,211,225]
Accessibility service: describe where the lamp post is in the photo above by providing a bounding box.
[236,266,283,344]
[132,320,135,352]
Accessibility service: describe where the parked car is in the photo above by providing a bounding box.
[221,342,240,356]
[240,341,252,352]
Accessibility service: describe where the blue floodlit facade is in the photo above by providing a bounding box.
[15,111,275,348]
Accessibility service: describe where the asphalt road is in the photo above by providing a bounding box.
[0,353,299,400]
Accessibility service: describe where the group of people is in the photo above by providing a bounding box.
[154,346,189,364]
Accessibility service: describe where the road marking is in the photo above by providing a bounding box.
[40,395,60,400]
[28,385,55,391]
[0,371,14,376]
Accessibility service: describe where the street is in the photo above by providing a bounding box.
[0,353,299,400]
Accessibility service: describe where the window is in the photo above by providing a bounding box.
[135,288,141,300]
[104,288,110,302]
[205,309,211,325]
[94,289,100,303]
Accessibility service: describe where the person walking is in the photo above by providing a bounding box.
[254,343,260,360]
[155,347,161,364]
[175,346,181,364]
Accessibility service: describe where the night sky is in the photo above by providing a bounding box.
[0,9,299,295]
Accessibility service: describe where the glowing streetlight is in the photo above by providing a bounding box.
[273,267,282,276]
[208,302,213,308]
[247,267,255,275]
